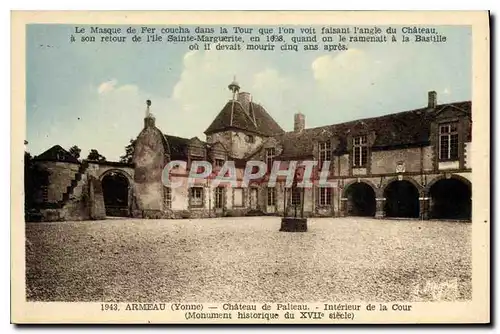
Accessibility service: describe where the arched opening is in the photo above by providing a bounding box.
[384,180,420,218]
[101,171,130,217]
[344,182,376,217]
[429,178,471,220]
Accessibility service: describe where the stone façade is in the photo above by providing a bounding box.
[27,86,472,222]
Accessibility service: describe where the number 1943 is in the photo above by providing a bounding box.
[101,303,119,311]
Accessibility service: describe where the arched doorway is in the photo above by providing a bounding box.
[429,177,471,220]
[384,180,420,218]
[344,182,376,217]
[101,171,130,217]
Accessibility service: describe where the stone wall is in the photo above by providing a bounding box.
[338,155,349,176]
[31,159,135,222]
[229,130,264,159]
[206,130,264,159]
[37,161,80,203]
[61,174,90,221]
[171,178,189,211]
[371,147,422,174]
[422,146,434,171]
[465,142,472,169]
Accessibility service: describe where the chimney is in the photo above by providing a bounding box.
[294,113,305,132]
[428,91,437,109]
[237,91,251,113]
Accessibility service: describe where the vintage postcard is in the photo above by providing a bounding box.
[11,11,490,324]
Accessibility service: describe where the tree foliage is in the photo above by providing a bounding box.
[68,145,81,159]
[24,151,50,216]
[119,139,136,164]
[87,149,106,162]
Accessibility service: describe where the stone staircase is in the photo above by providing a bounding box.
[41,160,90,210]
[61,160,89,203]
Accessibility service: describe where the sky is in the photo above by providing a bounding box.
[26,24,471,161]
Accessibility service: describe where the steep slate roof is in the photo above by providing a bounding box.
[275,101,471,159]
[204,100,284,136]
[163,132,251,164]
[34,145,80,163]
[164,134,190,160]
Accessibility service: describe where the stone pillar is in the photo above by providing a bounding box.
[340,198,348,217]
[333,187,341,217]
[419,196,430,220]
[89,176,106,220]
[375,198,386,218]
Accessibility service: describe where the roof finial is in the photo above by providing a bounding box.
[144,99,156,128]
[228,75,240,100]
[146,99,152,118]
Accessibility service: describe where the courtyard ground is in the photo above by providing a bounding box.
[25,217,471,302]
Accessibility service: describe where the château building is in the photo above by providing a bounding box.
[28,80,472,221]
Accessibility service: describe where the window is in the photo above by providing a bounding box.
[439,123,459,161]
[319,141,332,169]
[291,188,301,205]
[215,159,225,168]
[266,147,276,171]
[190,187,203,207]
[319,187,332,206]
[164,187,172,209]
[267,187,276,206]
[190,156,205,172]
[353,135,368,167]
[215,187,224,209]
[41,185,48,203]
[246,135,255,143]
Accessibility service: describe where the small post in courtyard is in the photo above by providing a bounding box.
[280,166,307,232]
[283,185,287,218]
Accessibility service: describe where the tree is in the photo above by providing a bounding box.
[119,139,136,164]
[87,149,106,162]
[68,145,81,159]
[25,151,50,218]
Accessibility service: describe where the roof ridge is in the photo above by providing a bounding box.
[286,100,471,134]
[164,133,191,141]
[230,100,235,126]
[249,101,257,126]
[34,144,79,163]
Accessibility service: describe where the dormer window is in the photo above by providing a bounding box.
[439,122,459,161]
[318,141,332,168]
[215,159,225,168]
[190,156,205,172]
[353,135,368,167]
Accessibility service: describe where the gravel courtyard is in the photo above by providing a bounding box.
[25,217,471,302]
